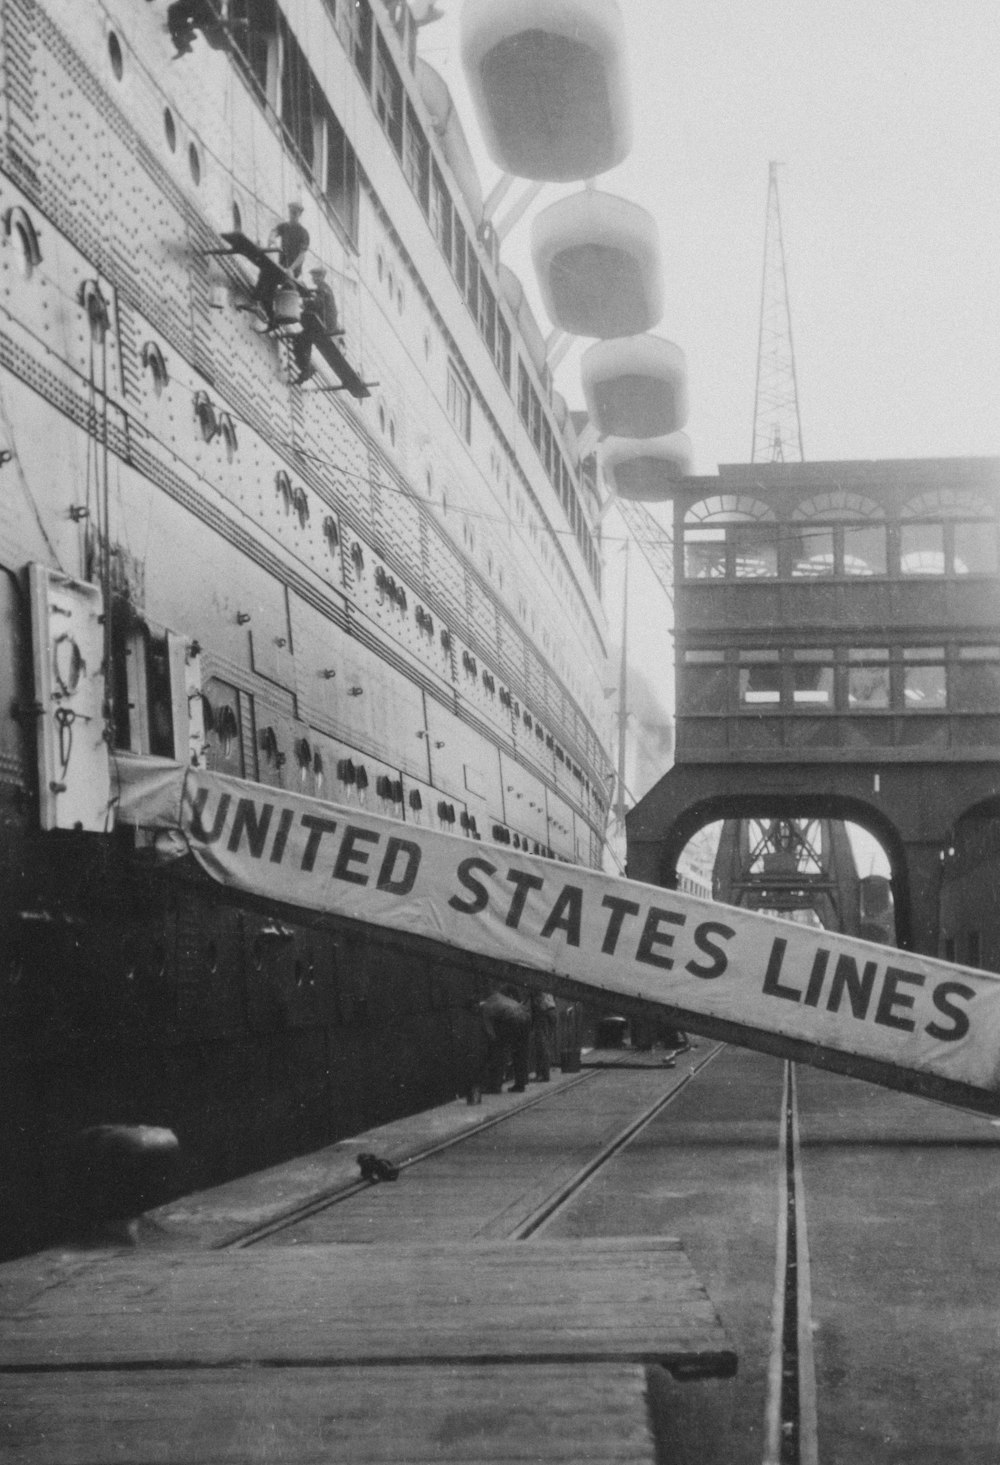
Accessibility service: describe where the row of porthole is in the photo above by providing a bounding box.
[107,29,205,185]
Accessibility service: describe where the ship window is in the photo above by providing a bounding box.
[495,316,511,387]
[375,33,403,156]
[323,107,359,241]
[953,521,998,575]
[453,217,467,294]
[446,361,471,442]
[337,0,373,88]
[163,108,177,152]
[232,200,242,232]
[430,164,452,262]
[403,101,430,212]
[230,0,279,100]
[478,280,496,355]
[188,142,201,185]
[465,245,479,318]
[108,31,124,80]
[280,21,315,168]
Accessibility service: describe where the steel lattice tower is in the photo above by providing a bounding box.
[751,162,804,463]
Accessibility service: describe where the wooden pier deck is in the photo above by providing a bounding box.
[0,1062,735,1463]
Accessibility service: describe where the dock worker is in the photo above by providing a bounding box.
[529,988,557,1082]
[480,984,531,1094]
[292,266,342,384]
[268,202,310,278]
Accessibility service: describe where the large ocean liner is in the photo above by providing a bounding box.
[0,0,693,1253]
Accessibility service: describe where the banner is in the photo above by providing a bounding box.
[113,755,1000,1109]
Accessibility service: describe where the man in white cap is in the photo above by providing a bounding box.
[292,265,342,383]
[268,202,309,277]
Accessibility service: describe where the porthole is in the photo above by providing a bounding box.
[389,417,396,448]
[378,404,386,434]
[396,282,405,313]
[108,31,123,80]
[232,199,242,232]
[424,466,433,496]
[163,107,177,152]
[188,142,201,185]
[423,331,431,361]
[376,250,384,282]
[387,267,395,296]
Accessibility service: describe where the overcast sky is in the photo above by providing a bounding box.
[424,0,1000,475]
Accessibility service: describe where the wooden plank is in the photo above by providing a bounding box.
[0,1238,735,1376]
[0,1363,661,1463]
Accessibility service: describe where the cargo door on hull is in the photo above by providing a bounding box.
[28,564,109,830]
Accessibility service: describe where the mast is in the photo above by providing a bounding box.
[751,161,804,463]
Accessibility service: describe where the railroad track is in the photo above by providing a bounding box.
[222,1044,821,1465]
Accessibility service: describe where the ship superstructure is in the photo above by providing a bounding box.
[0,0,637,1253]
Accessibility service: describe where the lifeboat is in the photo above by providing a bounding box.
[531,190,663,338]
[460,0,632,181]
[600,433,692,501]
[581,335,688,439]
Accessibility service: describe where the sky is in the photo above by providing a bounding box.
[422,0,1000,473]
[417,0,999,857]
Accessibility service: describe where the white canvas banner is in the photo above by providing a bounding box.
[113,755,1000,1104]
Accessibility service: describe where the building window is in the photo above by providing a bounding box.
[732,523,779,578]
[900,522,945,575]
[953,521,998,575]
[791,650,834,707]
[843,523,887,575]
[682,651,728,714]
[790,525,834,577]
[951,646,1000,712]
[903,647,946,709]
[739,651,781,707]
[684,527,727,579]
[446,361,471,442]
[847,648,890,710]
